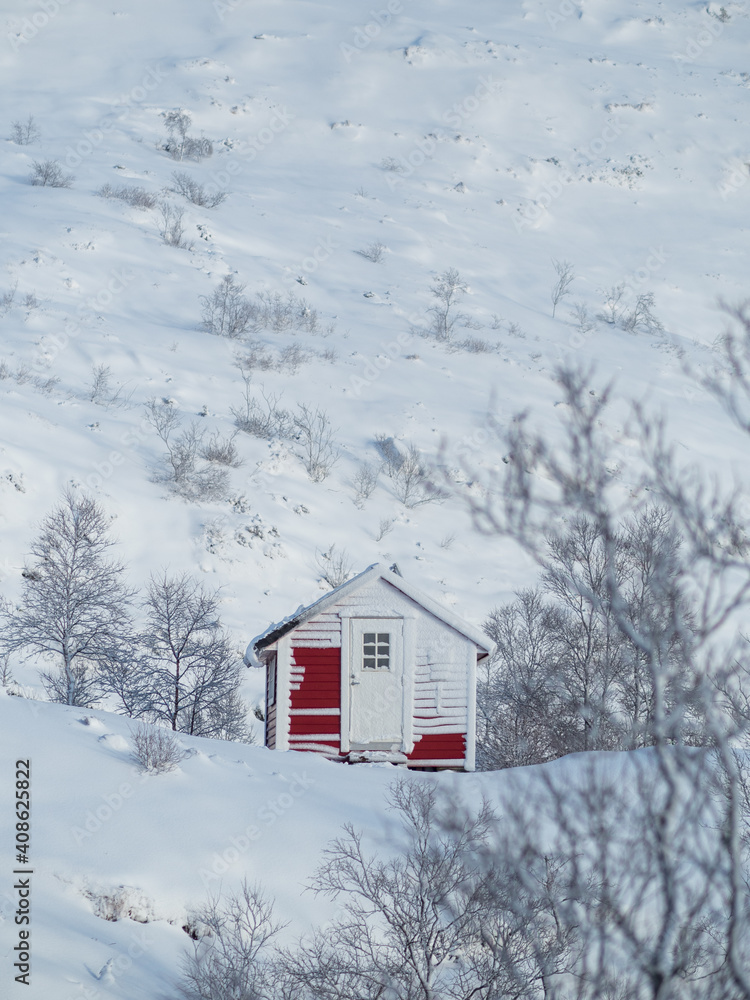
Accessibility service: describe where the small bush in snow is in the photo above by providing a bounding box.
[376,436,444,507]
[10,115,40,145]
[570,301,596,338]
[200,431,242,468]
[157,200,192,249]
[163,109,213,161]
[29,159,74,188]
[201,275,254,338]
[315,544,353,589]
[598,284,626,325]
[456,336,493,354]
[231,378,293,440]
[380,156,404,172]
[145,400,230,502]
[352,461,379,507]
[622,292,663,334]
[427,267,467,341]
[130,722,184,773]
[1,282,17,315]
[355,241,386,263]
[294,404,339,482]
[98,183,157,209]
[550,258,575,318]
[172,171,227,208]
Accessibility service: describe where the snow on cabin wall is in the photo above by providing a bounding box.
[279,577,471,764]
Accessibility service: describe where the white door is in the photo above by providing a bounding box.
[349,619,404,746]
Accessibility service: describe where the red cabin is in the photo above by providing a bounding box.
[245,564,495,771]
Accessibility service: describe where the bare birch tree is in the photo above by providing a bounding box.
[0,492,134,705]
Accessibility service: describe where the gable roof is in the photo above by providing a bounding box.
[245,563,495,666]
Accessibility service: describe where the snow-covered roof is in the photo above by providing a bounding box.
[244,563,495,666]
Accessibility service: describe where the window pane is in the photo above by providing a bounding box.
[364,633,376,643]
[377,658,390,669]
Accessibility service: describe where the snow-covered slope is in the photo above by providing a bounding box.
[1,0,749,990]
[0,690,496,997]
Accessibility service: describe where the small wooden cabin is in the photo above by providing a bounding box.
[245,564,495,771]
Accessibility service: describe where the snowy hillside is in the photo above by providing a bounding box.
[1,0,750,992]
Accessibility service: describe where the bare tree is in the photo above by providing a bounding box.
[0,492,134,706]
[136,572,251,741]
[180,881,284,1000]
[231,377,292,440]
[375,437,443,507]
[294,404,339,482]
[278,780,570,1000]
[314,545,353,589]
[201,275,254,338]
[29,159,73,188]
[427,267,468,340]
[550,259,575,318]
[172,171,227,208]
[351,461,379,507]
[145,399,229,502]
[164,109,192,161]
[598,284,626,325]
[622,291,663,334]
[157,200,192,249]
[445,354,750,997]
[10,115,40,145]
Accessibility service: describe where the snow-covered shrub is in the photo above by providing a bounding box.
[163,109,213,162]
[172,171,226,208]
[351,461,379,507]
[97,183,157,209]
[427,267,467,340]
[294,404,339,482]
[157,200,192,249]
[1,282,17,315]
[179,882,281,1000]
[10,115,40,145]
[355,241,386,262]
[231,378,293,439]
[314,544,353,588]
[130,722,184,773]
[375,436,443,508]
[550,258,575,318]
[29,159,73,188]
[145,400,230,501]
[201,275,254,338]
[200,431,242,467]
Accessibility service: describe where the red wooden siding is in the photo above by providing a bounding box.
[408,732,466,764]
[288,646,342,756]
